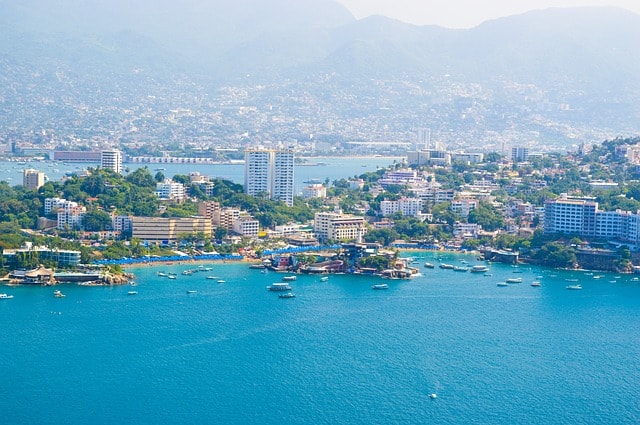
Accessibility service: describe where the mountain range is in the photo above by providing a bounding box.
[1,0,639,147]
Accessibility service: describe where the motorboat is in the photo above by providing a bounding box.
[278,292,296,299]
[206,276,218,280]
[282,276,297,282]
[531,281,541,287]
[186,290,197,294]
[470,265,488,273]
[372,284,389,290]
[267,283,292,291]
[505,277,523,283]
[157,272,167,277]
[453,266,469,272]
[168,275,177,280]
[0,293,14,299]
[217,280,226,284]
[439,264,454,269]
[566,284,583,290]
[429,393,437,399]
[127,291,138,295]
[496,282,509,287]
[423,262,435,269]
[53,290,66,298]
[320,276,329,282]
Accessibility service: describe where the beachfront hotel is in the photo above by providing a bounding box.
[131,217,212,244]
[244,149,294,206]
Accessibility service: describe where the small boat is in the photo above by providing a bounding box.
[217,280,226,284]
[505,277,523,283]
[531,281,541,287]
[484,273,493,277]
[0,293,14,299]
[470,265,488,273]
[267,283,292,291]
[53,290,66,298]
[632,277,639,281]
[372,284,389,290]
[157,272,167,277]
[278,292,296,299]
[186,290,197,294]
[439,264,454,269]
[206,276,218,280]
[282,276,297,282]
[496,282,509,287]
[565,278,579,282]
[424,262,435,269]
[429,393,437,399]
[320,276,329,282]
[452,266,469,272]
[168,275,177,280]
[566,284,582,290]
[127,291,138,295]
[593,275,604,279]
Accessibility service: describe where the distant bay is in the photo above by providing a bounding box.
[0,156,401,194]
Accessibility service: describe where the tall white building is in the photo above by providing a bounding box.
[244,149,294,206]
[101,150,123,174]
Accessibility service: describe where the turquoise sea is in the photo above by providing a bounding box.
[1,252,640,424]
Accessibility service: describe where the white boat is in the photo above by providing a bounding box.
[496,282,509,287]
[531,281,541,287]
[505,277,523,283]
[439,263,454,269]
[53,290,66,298]
[320,276,329,282]
[268,283,292,291]
[186,290,197,294]
[452,266,469,272]
[127,291,138,295]
[372,284,389,290]
[157,272,167,277]
[566,284,582,290]
[168,275,177,280]
[423,262,435,269]
[470,265,488,273]
[429,393,437,399]
[278,292,296,299]
[0,293,14,299]
[206,276,218,280]
[282,276,297,282]
[217,280,226,284]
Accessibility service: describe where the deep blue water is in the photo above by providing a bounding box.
[1,253,640,424]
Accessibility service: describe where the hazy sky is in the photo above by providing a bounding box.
[336,0,640,28]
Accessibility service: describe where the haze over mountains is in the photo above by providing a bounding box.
[1,0,639,151]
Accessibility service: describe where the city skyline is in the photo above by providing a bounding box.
[336,0,640,28]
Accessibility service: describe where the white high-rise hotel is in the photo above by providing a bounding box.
[101,149,123,174]
[244,149,294,206]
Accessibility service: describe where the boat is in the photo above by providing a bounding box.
[423,262,435,269]
[282,276,297,282]
[484,273,493,277]
[470,265,488,273]
[531,281,541,287]
[453,266,469,272]
[267,283,292,291]
[505,277,523,283]
[186,290,197,294]
[127,291,138,295]
[496,282,509,287]
[53,290,66,298]
[217,280,226,284]
[278,292,296,299]
[566,284,583,290]
[320,276,329,282]
[372,284,389,290]
[439,263,454,269]
[157,272,167,277]
[168,275,177,280]
[0,293,14,299]
[206,276,218,280]
[565,278,579,282]
[429,393,437,399]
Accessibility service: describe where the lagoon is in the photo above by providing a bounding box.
[1,252,639,424]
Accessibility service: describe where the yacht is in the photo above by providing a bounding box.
[0,293,14,299]
[372,283,389,290]
[453,266,469,272]
[505,277,523,284]
[439,263,454,270]
[282,276,297,282]
[531,281,542,287]
[267,283,292,291]
[470,265,488,273]
[278,292,296,299]
[423,262,435,269]
[566,284,583,290]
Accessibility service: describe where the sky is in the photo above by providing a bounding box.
[336,0,640,28]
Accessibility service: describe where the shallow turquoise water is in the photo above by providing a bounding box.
[1,253,639,424]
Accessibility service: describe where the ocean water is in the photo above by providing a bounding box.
[0,156,397,194]
[1,253,639,424]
